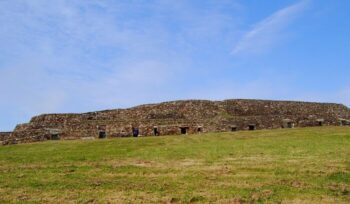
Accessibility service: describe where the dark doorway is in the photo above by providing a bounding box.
[197,127,203,133]
[51,134,60,140]
[341,120,348,126]
[99,131,106,139]
[132,128,139,137]
[231,126,237,132]
[316,119,324,126]
[180,127,188,134]
[287,122,293,128]
[248,125,256,131]
[154,128,159,136]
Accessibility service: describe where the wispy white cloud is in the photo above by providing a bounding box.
[232,0,309,55]
[3,0,347,132]
[0,0,241,130]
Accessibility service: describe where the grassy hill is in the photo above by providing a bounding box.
[0,127,349,203]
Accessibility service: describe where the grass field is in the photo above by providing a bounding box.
[0,127,349,203]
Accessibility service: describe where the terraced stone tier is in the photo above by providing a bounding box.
[4,99,350,145]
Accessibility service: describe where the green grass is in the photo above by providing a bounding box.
[0,127,349,203]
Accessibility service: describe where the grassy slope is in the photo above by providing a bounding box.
[0,127,349,203]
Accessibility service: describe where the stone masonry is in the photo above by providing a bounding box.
[3,99,350,145]
[0,132,12,144]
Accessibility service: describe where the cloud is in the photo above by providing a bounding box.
[0,0,348,132]
[232,0,309,55]
[0,0,242,130]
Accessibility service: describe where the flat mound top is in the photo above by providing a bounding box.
[31,98,349,120]
[1,127,350,203]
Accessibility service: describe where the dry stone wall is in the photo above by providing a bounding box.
[4,99,350,145]
[0,132,12,144]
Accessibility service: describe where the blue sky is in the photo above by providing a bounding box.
[1,0,350,131]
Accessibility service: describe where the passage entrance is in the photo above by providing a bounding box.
[154,127,159,136]
[316,119,324,126]
[132,128,139,137]
[248,124,256,131]
[231,126,237,132]
[51,134,60,140]
[99,131,106,139]
[180,127,188,134]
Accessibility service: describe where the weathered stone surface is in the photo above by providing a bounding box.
[0,132,12,145]
[4,99,350,145]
